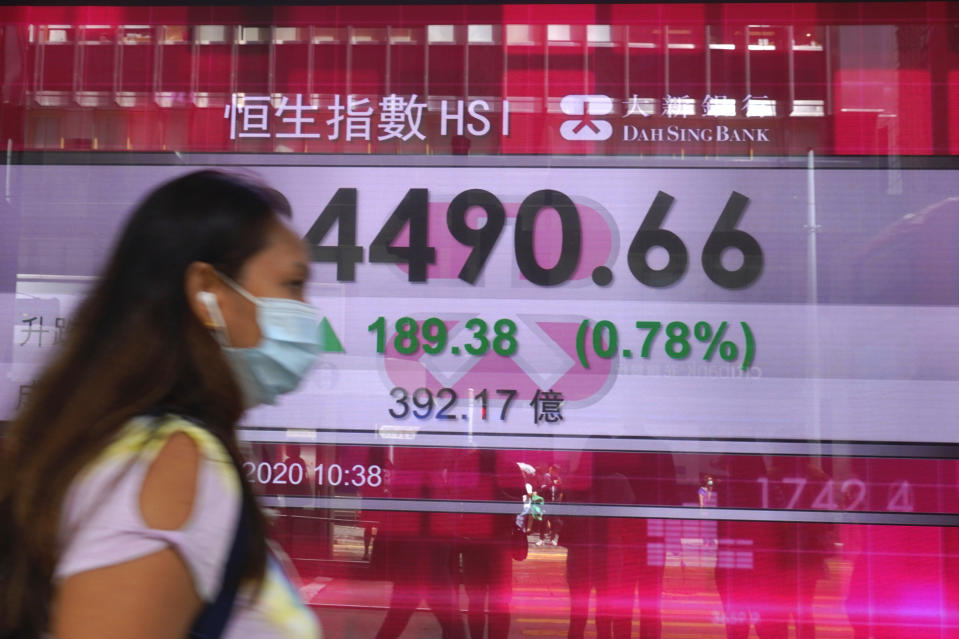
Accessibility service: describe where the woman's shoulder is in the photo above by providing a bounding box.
[92,413,245,525]
[98,414,234,467]
[69,414,242,503]
[56,414,243,600]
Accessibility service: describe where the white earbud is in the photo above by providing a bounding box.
[197,291,229,344]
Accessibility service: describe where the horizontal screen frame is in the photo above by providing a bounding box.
[260,495,959,527]
[9,151,959,170]
[236,427,959,459]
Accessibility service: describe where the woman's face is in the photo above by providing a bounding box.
[190,218,311,349]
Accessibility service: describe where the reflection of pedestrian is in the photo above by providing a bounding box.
[537,465,564,545]
[594,473,636,639]
[374,536,463,639]
[781,461,834,639]
[515,463,538,532]
[274,443,314,553]
[451,134,471,155]
[530,493,545,529]
[563,479,631,639]
[282,444,311,495]
[698,475,717,508]
[452,449,521,639]
[359,447,388,562]
[561,447,678,639]
[562,503,597,639]
[714,455,789,639]
[373,447,464,639]
[563,452,630,639]
[615,452,678,639]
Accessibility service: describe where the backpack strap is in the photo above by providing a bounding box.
[187,491,250,638]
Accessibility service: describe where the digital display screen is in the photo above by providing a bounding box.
[8,164,959,443]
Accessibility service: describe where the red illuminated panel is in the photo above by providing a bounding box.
[78,26,116,94]
[833,69,933,155]
[427,34,465,97]
[273,36,310,94]
[312,38,348,96]
[0,3,957,156]
[468,41,503,97]
[500,23,544,154]
[195,37,233,95]
[951,70,959,155]
[157,27,192,94]
[236,33,271,95]
[36,26,76,93]
[389,35,426,97]
[244,444,959,517]
[118,27,155,95]
[246,438,959,638]
[348,32,387,96]
[292,520,959,638]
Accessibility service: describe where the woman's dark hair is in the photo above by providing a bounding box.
[0,170,291,636]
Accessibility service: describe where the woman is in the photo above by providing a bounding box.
[0,170,322,639]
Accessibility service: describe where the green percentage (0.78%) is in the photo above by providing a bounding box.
[575,319,756,371]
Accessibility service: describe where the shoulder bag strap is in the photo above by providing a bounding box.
[187,494,250,639]
[142,410,250,639]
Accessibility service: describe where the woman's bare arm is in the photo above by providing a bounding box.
[52,432,204,639]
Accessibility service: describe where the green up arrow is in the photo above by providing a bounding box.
[318,317,345,353]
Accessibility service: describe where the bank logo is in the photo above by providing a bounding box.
[559,94,613,141]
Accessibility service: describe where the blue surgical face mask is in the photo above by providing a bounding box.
[203,273,322,407]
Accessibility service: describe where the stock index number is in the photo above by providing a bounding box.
[305,187,763,289]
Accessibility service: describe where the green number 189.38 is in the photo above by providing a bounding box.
[367,316,518,357]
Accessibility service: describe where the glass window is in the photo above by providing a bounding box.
[3,4,959,638]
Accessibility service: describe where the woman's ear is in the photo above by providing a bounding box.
[184,262,223,328]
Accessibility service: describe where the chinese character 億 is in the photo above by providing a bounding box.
[275,94,321,138]
[19,316,49,347]
[378,94,428,141]
[703,95,736,117]
[327,95,375,141]
[224,94,272,139]
[530,389,564,425]
[662,94,696,118]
